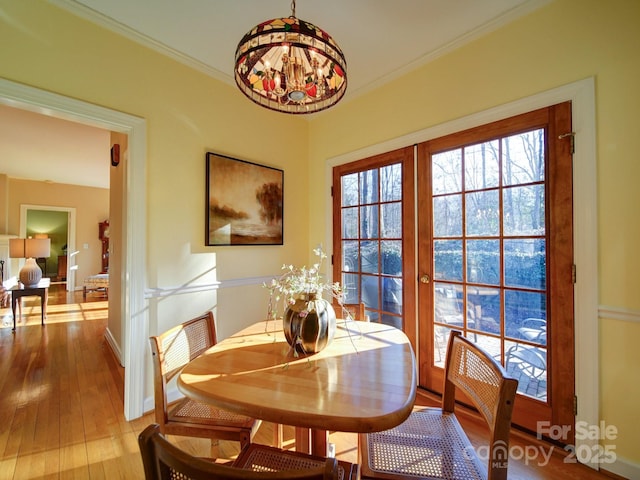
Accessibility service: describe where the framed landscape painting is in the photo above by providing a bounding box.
[206,152,283,246]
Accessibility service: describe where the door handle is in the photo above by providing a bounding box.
[420,274,430,284]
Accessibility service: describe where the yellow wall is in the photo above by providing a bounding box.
[308,0,640,468]
[1,0,638,471]
[0,174,7,233]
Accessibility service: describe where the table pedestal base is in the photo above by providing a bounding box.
[295,427,328,457]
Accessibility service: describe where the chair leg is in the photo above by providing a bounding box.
[273,423,283,448]
[239,431,251,450]
[210,439,220,458]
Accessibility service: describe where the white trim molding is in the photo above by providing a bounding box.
[599,305,640,323]
[104,327,123,367]
[143,275,275,299]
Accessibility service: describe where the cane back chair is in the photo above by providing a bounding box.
[139,424,359,480]
[359,330,518,480]
[149,312,260,450]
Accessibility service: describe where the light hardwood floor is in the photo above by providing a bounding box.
[0,284,623,479]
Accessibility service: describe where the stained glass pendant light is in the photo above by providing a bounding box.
[234,0,347,114]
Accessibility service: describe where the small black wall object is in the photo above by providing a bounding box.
[111,144,120,167]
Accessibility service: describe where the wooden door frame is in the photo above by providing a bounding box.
[326,78,598,469]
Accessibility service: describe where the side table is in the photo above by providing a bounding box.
[10,278,50,332]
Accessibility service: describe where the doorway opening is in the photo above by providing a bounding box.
[0,77,147,421]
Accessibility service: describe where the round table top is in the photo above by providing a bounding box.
[178,319,417,433]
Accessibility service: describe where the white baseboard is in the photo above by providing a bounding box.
[602,455,640,480]
[104,327,123,367]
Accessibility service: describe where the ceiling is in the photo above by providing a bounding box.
[2,0,547,189]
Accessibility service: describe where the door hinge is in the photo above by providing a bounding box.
[572,264,577,284]
[574,395,578,416]
[558,132,575,154]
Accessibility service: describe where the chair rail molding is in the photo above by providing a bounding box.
[599,305,640,323]
[144,275,275,298]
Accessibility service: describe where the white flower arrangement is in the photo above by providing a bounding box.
[264,247,344,322]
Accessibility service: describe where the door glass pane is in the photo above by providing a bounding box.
[467,287,501,335]
[465,190,499,236]
[506,339,547,401]
[504,239,546,290]
[360,205,379,239]
[360,169,379,204]
[342,207,358,238]
[502,129,545,186]
[341,173,359,206]
[465,140,499,190]
[466,240,500,285]
[381,240,402,275]
[342,240,359,272]
[434,282,463,328]
[342,273,359,303]
[434,240,462,282]
[504,290,546,340]
[381,203,401,238]
[361,274,380,310]
[432,150,462,195]
[503,184,545,235]
[382,277,402,316]
[360,241,378,274]
[433,194,462,237]
[381,163,402,202]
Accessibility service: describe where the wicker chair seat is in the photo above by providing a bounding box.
[169,397,256,428]
[234,443,358,480]
[364,408,484,479]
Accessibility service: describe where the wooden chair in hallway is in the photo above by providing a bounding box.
[139,423,359,480]
[359,330,518,480]
[149,312,261,452]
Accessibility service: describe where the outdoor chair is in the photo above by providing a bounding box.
[139,423,359,480]
[506,319,548,379]
[359,330,518,480]
[149,312,260,453]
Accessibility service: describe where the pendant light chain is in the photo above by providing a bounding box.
[291,0,296,18]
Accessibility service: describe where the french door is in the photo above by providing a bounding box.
[332,147,416,344]
[417,103,575,438]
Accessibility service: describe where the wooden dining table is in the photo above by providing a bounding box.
[177,318,417,456]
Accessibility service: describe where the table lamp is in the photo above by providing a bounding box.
[9,237,51,287]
